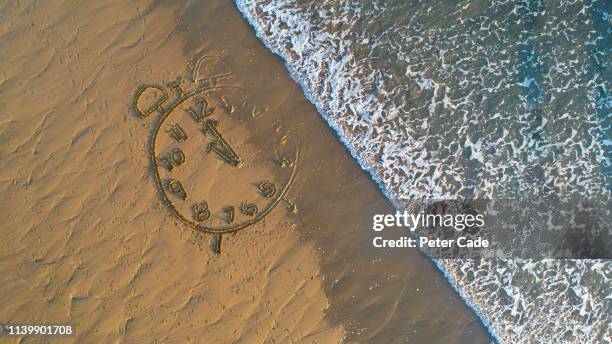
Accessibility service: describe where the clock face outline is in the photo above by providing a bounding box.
[144,84,299,235]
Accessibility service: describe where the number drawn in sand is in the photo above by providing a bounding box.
[132,55,299,254]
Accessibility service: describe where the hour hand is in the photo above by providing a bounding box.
[203,119,242,168]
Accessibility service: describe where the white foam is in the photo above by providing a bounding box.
[235,0,611,342]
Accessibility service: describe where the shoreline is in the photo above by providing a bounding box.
[234,2,499,342]
[0,0,492,342]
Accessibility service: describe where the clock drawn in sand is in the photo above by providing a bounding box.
[132,55,298,254]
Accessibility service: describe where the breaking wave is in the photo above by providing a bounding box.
[235,0,611,342]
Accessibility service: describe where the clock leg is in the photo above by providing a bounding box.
[280,197,297,214]
[213,234,223,255]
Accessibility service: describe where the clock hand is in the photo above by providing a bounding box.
[202,119,243,167]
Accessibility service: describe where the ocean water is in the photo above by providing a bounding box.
[235,0,611,343]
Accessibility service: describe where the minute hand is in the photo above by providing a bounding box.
[203,119,243,168]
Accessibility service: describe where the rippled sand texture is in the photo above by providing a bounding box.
[0,1,490,343]
[0,1,341,342]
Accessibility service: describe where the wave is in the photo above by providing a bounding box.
[235,0,611,343]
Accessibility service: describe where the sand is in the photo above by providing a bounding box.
[0,1,491,343]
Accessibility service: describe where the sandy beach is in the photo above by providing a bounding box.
[0,1,491,343]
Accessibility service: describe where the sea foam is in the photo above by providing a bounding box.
[235,0,611,342]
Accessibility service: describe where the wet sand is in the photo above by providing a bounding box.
[0,1,491,343]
